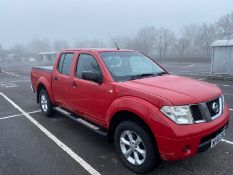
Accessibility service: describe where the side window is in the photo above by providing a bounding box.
[58,53,74,75]
[76,54,101,79]
[58,54,65,73]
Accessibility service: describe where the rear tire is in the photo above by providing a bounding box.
[114,121,161,174]
[39,89,54,117]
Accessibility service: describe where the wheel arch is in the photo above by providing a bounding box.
[37,83,47,103]
[36,77,53,104]
[108,110,158,150]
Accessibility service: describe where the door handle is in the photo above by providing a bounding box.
[72,82,78,88]
[53,76,59,81]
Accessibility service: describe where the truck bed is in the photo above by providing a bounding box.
[32,66,53,72]
[31,66,53,92]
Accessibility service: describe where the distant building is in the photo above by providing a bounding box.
[5,54,21,63]
[38,51,57,65]
[210,40,233,76]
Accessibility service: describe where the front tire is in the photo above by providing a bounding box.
[39,89,54,117]
[114,121,160,174]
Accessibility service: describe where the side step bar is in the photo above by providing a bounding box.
[54,107,108,137]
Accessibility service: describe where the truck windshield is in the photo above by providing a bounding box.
[99,51,167,82]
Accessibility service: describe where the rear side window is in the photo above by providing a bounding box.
[58,53,74,75]
[58,54,65,72]
[76,54,101,79]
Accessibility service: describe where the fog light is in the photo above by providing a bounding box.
[183,145,191,154]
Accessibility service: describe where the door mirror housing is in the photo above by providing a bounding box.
[82,71,102,83]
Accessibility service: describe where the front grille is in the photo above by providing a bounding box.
[190,105,203,121]
[189,96,223,123]
[206,98,220,117]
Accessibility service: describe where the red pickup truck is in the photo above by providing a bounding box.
[31,49,230,173]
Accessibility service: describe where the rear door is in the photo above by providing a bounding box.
[52,53,75,107]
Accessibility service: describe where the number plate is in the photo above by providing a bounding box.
[211,130,225,148]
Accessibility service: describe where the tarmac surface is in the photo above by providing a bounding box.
[0,62,232,175]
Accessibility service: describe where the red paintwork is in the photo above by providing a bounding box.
[31,49,230,161]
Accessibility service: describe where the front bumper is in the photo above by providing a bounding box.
[154,105,230,161]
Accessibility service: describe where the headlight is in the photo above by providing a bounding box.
[160,106,194,124]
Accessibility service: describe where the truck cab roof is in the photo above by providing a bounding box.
[60,48,134,53]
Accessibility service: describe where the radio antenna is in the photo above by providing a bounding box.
[109,34,120,50]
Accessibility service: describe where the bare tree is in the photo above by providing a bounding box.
[0,44,3,59]
[173,37,189,57]
[195,23,216,57]
[12,44,26,54]
[0,45,9,60]
[134,26,157,54]
[74,39,106,48]
[53,40,69,51]
[108,36,129,49]
[157,27,175,58]
[29,39,51,53]
[180,25,200,56]
[216,12,233,39]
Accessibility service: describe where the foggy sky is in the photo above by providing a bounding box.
[0,0,232,48]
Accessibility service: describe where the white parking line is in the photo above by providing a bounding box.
[2,71,20,77]
[0,113,23,120]
[174,72,209,76]
[230,108,233,111]
[0,110,41,120]
[185,65,195,68]
[0,79,30,84]
[222,139,233,145]
[0,92,101,175]
[0,83,18,88]
[179,71,210,74]
[176,73,206,76]
[215,84,232,87]
[198,78,206,81]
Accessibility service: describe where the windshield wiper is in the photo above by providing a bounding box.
[155,71,168,76]
[130,73,155,80]
[129,72,168,80]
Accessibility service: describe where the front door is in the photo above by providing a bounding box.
[70,53,113,124]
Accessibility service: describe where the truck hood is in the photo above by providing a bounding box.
[121,75,222,105]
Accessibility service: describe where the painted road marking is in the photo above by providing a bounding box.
[179,71,210,74]
[185,64,195,68]
[230,108,233,111]
[198,78,206,81]
[176,73,207,76]
[0,110,41,120]
[0,92,101,175]
[0,79,30,84]
[222,139,233,145]
[0,83,18,88]
[2,71,20,77]
[214,83,232,87]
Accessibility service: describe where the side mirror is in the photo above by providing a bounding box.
[82,71,102,83]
